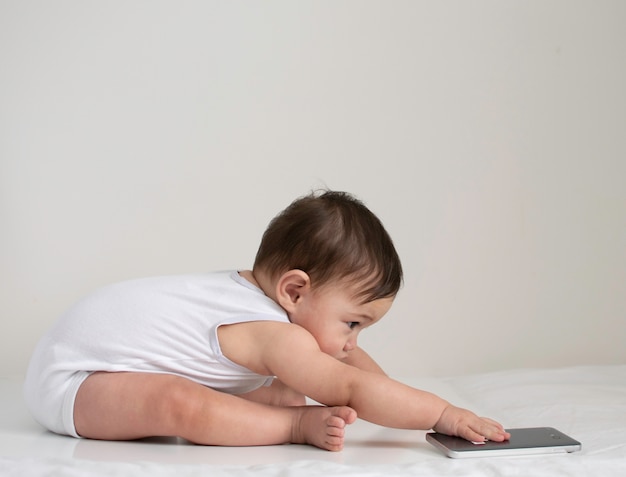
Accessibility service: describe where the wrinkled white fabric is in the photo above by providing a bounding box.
[4,366,625,476]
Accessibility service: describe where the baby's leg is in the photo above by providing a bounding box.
[238,378,307,407]
[74,372,356,451]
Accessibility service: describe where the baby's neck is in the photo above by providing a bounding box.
[238,270,260,288]
[238,270,273,297]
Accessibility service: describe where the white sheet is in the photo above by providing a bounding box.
[2,365,625,476]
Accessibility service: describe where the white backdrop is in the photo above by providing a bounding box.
[1,1,625,378]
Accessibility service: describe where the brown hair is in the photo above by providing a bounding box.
[253,190,403,302]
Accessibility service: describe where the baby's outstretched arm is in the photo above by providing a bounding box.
[340,369,508,442]
[220,321,509,443]
[340,346,386,375]
[341,348,508,441]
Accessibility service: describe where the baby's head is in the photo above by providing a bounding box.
[253,190,403,303]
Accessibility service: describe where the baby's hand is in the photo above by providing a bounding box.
[433,404,510,443]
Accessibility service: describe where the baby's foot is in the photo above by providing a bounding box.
[291,406,357,451]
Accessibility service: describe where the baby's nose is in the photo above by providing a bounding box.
[344,340,356,351]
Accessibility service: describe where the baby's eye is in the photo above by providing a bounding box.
[347,321,360,329]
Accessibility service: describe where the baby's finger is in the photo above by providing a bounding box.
[475,419,510,442]
[480,417,505,430]
[459,426,488,443]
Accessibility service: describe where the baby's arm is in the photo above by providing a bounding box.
[329,365,508,443]
[239,348,384,409]
[340,347,386,375]
[219,322,509,443]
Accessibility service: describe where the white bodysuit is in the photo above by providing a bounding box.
[24,271,290,437]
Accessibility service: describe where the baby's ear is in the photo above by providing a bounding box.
[275,269,311,311]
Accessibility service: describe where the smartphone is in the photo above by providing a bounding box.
[426,427,582,458]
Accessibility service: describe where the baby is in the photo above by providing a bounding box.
[24,190,509,451]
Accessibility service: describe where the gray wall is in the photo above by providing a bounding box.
[2,1,624,378]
